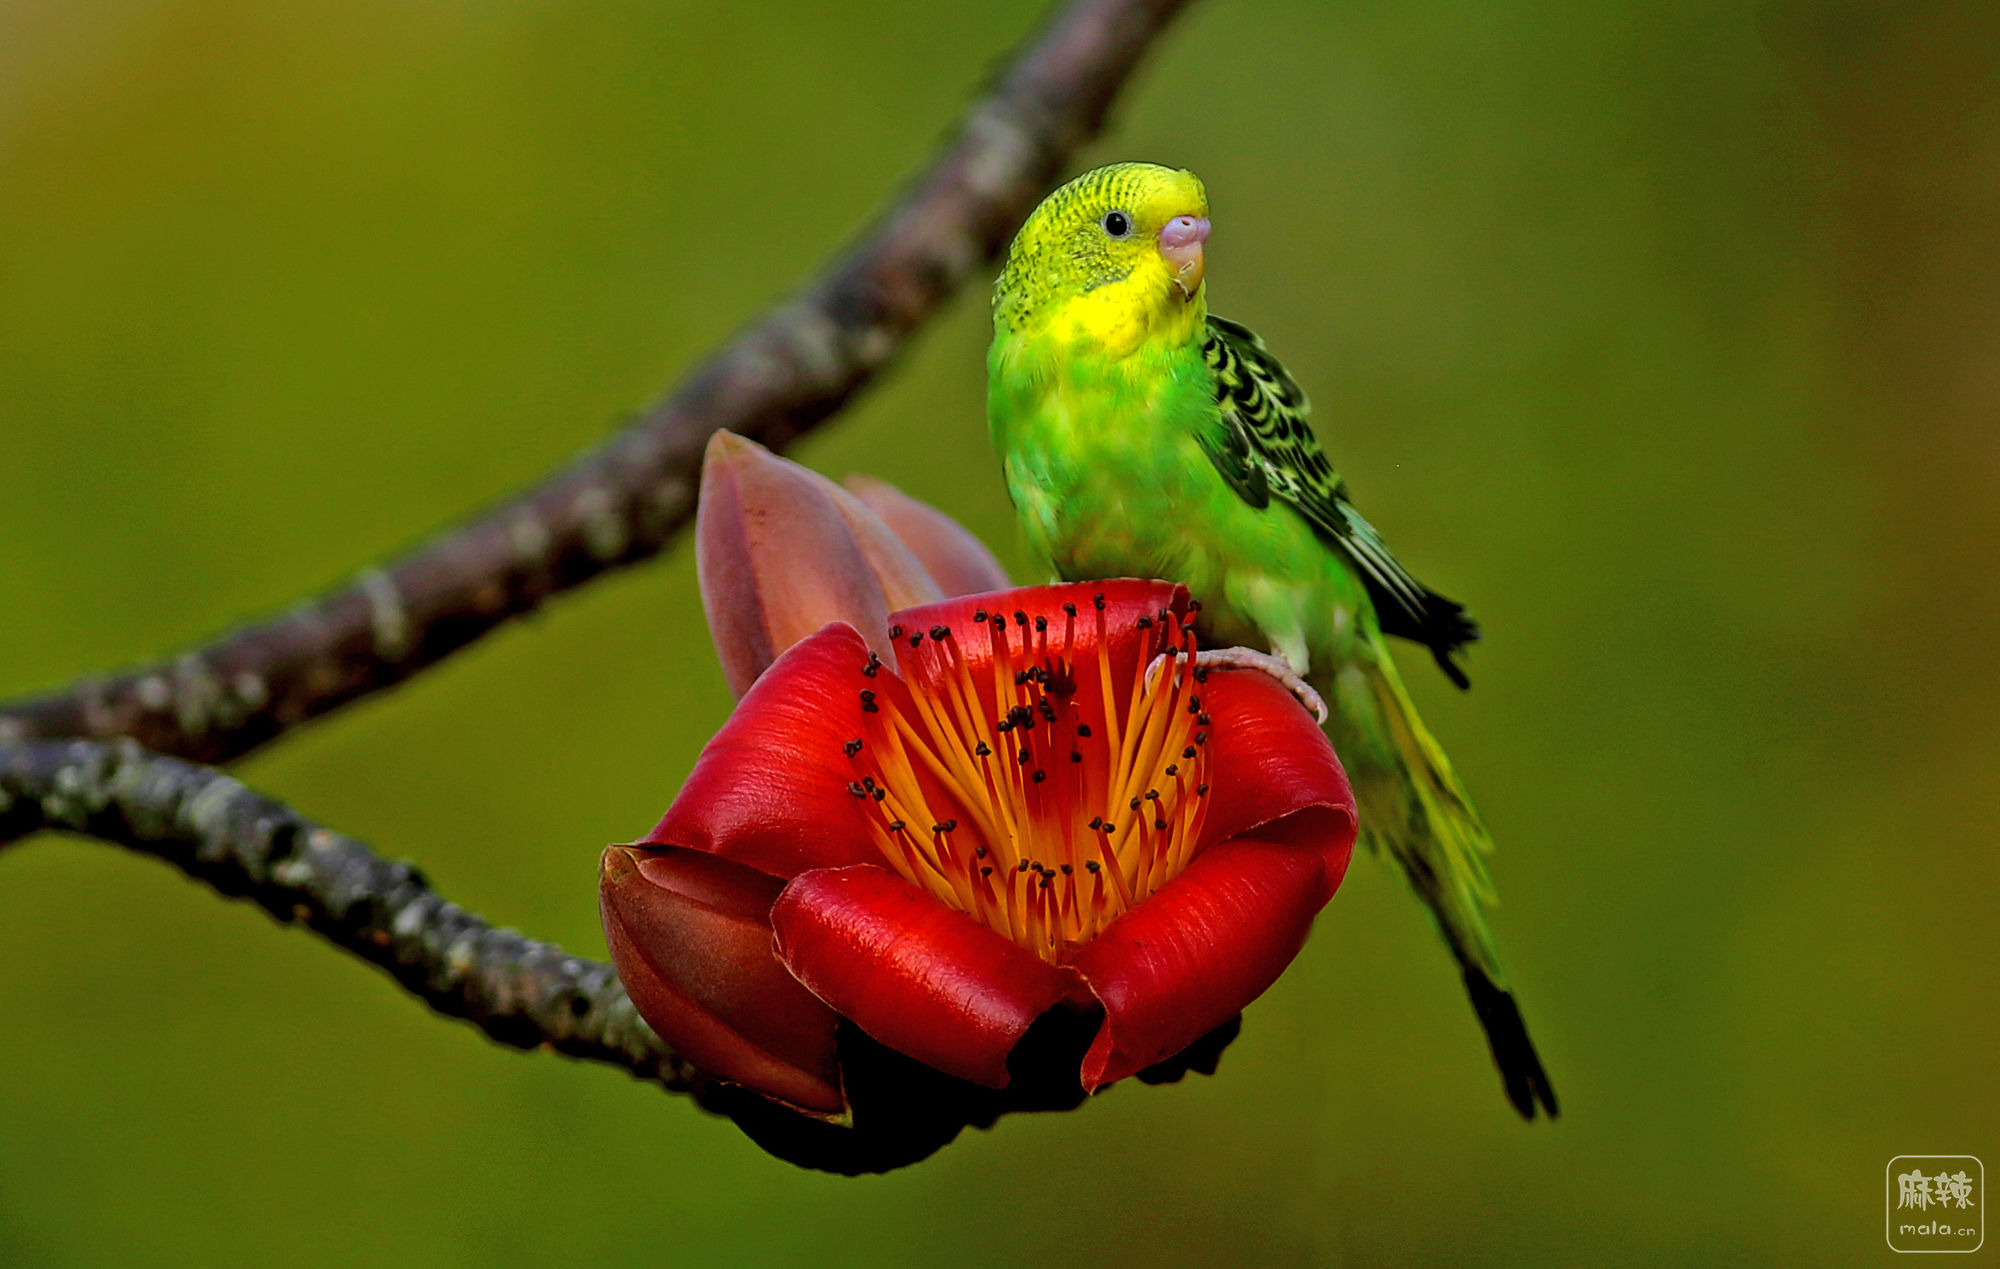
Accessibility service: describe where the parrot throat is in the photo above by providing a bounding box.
[994,260,1207,364]
[1046,282,1206,362]
[840,599,1214,964]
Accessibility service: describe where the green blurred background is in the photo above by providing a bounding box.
[3,0,1995,1263]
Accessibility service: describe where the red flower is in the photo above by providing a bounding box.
[600,436,1356,1131]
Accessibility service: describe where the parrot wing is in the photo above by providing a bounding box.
[1198,315,1481,689]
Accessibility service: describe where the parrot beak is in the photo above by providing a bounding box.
[1159,214,1210,299]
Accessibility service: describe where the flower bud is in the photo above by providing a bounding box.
[843,474,1010,598]
[696,431,943,697]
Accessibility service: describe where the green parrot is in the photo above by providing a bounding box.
[987,161,1556,1119]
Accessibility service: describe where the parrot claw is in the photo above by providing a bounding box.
[1146,646,1328,725]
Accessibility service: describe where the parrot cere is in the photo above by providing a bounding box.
[987,161,1557,1120]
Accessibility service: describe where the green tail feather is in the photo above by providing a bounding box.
[1339,644,1558,1120]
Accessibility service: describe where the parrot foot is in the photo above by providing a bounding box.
[1146,646,1328,725]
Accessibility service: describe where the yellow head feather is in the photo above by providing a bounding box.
[993,162,1209,358]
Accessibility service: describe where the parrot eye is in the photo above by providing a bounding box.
[1099,210,1132,239]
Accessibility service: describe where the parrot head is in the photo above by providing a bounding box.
[992,162,1210,353]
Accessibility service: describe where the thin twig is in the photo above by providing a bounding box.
[0,738,709,1097]
[0,0,1190,767]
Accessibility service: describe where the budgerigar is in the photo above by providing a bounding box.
[986,162,1556,1118]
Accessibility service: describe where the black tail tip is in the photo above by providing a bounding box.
[1464,968,1558,1120]
[1432,647,1472,691]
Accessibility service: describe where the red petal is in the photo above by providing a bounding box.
[697,432,940,698]
[643,624,882,878]
[770,865,1075,1088]
[843,474,1012,598]
[1070,833,1349,1090]
[600,845,844,1114]
[1193,666,1357,875]
[885,579,1190,700]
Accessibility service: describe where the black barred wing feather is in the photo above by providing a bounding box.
[1199,315,1480,688]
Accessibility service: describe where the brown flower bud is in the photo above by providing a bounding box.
[696,431,943,697]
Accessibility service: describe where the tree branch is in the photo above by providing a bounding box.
[0,738,710,1098]
[0,0,1190,767]
[0,739,1244,1171]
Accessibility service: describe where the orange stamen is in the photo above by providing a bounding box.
[845,604,1213,964]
